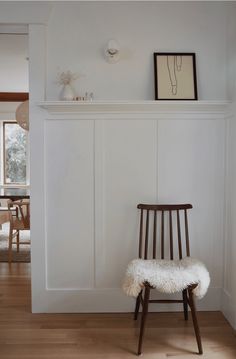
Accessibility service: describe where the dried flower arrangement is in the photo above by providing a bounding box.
[57,70,79,86]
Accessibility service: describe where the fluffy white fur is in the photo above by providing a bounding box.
[123,257,210,299]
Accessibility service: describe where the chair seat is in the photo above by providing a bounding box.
[123,256,210,299]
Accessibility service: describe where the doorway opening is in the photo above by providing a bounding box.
[0,26,30,266]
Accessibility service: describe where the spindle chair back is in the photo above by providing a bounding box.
[137,203,192,260]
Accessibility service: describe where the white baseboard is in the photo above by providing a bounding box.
[222,289,236,329]
[32,286,222,313]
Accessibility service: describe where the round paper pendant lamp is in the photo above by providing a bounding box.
[16,100,29,131]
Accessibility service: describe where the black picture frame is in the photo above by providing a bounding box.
[154,52,198,100]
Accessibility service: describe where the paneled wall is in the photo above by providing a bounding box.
[32,102,226,312]
[223,2,236,330]
[45,119,95,289]
[223,104,236,329]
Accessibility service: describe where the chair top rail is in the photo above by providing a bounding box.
[137,204,192,211]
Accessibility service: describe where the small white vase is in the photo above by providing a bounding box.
[60,84,75,101]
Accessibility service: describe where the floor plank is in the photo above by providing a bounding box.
[0,263,235,358]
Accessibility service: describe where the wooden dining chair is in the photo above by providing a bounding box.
[134,203,203,355]
[8,199,30,263]
[0,202,18,229]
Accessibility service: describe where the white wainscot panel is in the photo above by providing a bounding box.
[95,119,158,288]
[35,101,228,312]
[157,119,225,291]
[45,119,94,289]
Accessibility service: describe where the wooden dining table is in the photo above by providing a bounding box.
[0,187,30,201]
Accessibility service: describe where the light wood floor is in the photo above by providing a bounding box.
[0,263,235,358]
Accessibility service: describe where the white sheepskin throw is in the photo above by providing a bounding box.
[123,257,210,299]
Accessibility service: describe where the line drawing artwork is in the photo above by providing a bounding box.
[154,52,197,100]
[166,55,182,95]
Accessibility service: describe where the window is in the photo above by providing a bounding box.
[2,121,28,185]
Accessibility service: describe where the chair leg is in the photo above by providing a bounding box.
[134,290,142,320]
[8,226,13,263]
[182,289,188,321]
[17,231,20,252]
[188,287,203,355]
[137,285,150,356]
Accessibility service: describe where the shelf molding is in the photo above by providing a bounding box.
[37,100,230,120]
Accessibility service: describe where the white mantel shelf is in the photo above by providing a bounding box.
[37,100,230,119]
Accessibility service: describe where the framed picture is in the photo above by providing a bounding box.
[154,53,198,100]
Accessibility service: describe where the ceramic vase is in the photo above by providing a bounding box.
[60,84,75,101]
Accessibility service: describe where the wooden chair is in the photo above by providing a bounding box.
[0,208,10,230]
[0,203,18,230]
[134,203,203,355]
[7,199,30,263]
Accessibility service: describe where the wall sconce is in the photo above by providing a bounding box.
[104,39,120,64]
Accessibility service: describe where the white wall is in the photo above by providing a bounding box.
[0,34,28,92]
[223,2,236,329]
[46,2,227,101]
[0,2,51,25]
